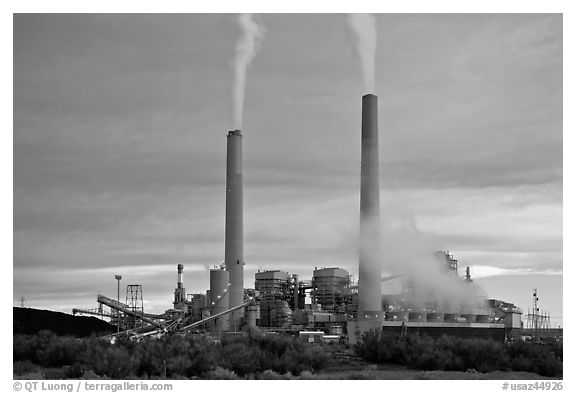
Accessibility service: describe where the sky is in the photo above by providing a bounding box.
[12,13,563,325]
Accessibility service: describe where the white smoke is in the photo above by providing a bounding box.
[346,13,377,94]
[232,13,265,130]
[378,206,488,313]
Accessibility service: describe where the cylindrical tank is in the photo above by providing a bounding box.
[386,311,409,321]
[426,313,444,322]
[358,94,382,319]
[462,314,477,323]
[271,302,292,328]
[444,313,461,323]
[210,268,229,332]
[476,314,490,323]
[408,312,427,322]
[246,304,257,330]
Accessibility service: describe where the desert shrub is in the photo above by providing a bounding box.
[166,356,190,378]
[354,329,380,362]
[347,371,371,379]
[298,370,317,379]
[184,336,219,377]
[65,362,84,378]
[448,338,504,372]
[91,346,135,379]
[248,333,292,357]
[532,354,562,378]
[13,330,332,379]
[204,367,239,380]
[354,331,562,378]
[219,341,261,376]
[296,344,330,372]
[550,342,563,361]
[13,335,39,363]
[505,342,562,377]
[258,369,287,380]
[37,336,85,367]
[43,368,68,379]
[133,342,165,377]
[13,360,40,375]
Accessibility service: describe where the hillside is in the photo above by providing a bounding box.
[13,307,114,337]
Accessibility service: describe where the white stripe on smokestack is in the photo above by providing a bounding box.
[358,93,382,319]
[225,129,244,329]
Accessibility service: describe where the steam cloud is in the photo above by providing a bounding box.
[232,14,265,130]
[377,203,488,313]
[346,14,377,94]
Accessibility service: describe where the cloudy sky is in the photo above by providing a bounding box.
[13,13,562,325]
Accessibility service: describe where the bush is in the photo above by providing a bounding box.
[64,363,84,379]
[13,360,40,376]
[204,367,239,380]
[258,369,288,380]
[13,330,332,379]
[354,331,562,378]
[37,336,85,367]
[505,342,562,377]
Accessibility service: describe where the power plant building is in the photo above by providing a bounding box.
[311,267,351,314]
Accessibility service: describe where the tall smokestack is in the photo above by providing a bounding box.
[225,129,244,330]
[358,94,382,319]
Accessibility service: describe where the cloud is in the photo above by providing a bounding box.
[470,265,562,279]
[13,14,562,317]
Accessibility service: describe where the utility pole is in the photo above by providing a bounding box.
[115,275,122,335]
[533,288,539,340]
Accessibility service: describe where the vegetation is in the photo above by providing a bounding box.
[14,328,562,379]
[13,329,330,379]
[354,330,562,377]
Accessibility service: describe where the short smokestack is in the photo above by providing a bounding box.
[225,130,244,329]
[358,94,382,319]
[174,263,186,307]
[177,263,184,288]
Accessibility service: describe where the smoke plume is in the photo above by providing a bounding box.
[232,14,265,130]
[377,203,488,313]
[346,14,377,94]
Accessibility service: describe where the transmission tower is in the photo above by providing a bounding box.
[527,288,551,339]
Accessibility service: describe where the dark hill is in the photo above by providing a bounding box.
[13,307,114,337]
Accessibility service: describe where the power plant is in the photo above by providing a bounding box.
[71,92,551,344]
